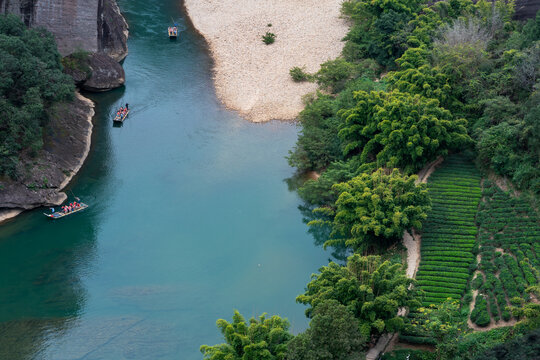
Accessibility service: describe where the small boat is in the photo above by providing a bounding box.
[168,26,178,39]
[44,203,88,219]
[113,109,129,123]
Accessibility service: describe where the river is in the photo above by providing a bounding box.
[0,1,329,359]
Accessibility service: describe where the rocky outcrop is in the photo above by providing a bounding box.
[64,52,125,91]
[0,0,128,60]
[514,0,540,21]
[99,0,129,61]
[83,52,125,91]
[0,92,94,216]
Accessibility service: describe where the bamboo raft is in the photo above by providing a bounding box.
[113,109,129,123]
[168,26,178,39]
[44,203,88,219]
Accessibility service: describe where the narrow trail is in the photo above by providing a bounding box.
[368,158,444,359]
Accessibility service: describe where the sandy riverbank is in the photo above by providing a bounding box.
[184,0,349,122]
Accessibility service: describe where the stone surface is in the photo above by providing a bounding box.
[99,0,129,61]
[0,93,94,211]
[0,0,128,60]
[81,52,125,92]
[515,0,540,20]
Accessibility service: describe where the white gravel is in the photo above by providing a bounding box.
[184,0,349,122]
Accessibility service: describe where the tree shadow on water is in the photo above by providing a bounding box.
[298,203,349,264]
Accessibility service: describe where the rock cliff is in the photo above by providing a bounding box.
[0,92,94,216]
[64,52,126,91]
[0,0,128,60]
[515,0,540,20]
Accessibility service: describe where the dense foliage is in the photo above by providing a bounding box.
[310,169,430,252]
[286,300,364,360]
[339,91,470,173]
[0,14,74,176]
[200,311,292,360]
[296,254,419,341]
[473,327,540,360]
[289,0,540,202]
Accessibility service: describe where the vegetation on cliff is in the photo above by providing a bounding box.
[0,14,74,177]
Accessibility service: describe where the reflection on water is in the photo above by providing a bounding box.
[0,85,122,359]
[0,220,97,359]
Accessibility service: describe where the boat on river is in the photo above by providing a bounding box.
[113,109,129,123]
[44,203,88,219]
[168,26,178,39]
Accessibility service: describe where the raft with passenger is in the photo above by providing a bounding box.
[44,201,88,219]
[113,104,130,123]
[168,26,178,39]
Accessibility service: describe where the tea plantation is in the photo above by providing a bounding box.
[401,155,482,344]
[471,181,540,327]
[416,156,482,306]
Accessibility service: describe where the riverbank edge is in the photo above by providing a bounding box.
[0,92,95,225]
[182,0,348,122]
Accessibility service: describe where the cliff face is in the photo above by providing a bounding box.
[0,0,128,60]
[515,0,540,20]
[0,92,94,212]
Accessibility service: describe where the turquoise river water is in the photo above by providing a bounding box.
[0,1,330,359]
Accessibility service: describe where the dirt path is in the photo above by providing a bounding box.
[416,157,443,184]
[403,230,420,279]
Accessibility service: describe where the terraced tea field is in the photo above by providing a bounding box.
[471,181,540,327]
[401,155,481,344]
[416,156,482,305]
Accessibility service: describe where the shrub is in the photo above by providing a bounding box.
[289,66,311,82]
[471,294,491,327]
[262,32,276,44]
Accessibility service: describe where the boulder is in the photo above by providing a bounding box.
[62,52,92,86]
[81,52,125,92]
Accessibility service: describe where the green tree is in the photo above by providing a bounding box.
[472,327,540,360]
[287,300,364,359]
[315,58,357,93]
[287,94,342,173]
[0,14,74,176]
[200,311,292,360]
[508,286,540,330]
[296,254,419,340]
[338,91,470,174]
[413,300,467,360]
[386,48,458,111]
[311,169,430,251]
[341,0,422,67]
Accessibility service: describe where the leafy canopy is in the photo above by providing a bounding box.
[286,300,364,360]
[311,168,430,252]
[296,254,420,339]
[200,311,292,360]
[0,14,74,176]
[338,90,471,174]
